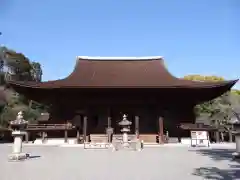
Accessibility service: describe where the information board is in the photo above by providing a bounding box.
[190,131,209,147]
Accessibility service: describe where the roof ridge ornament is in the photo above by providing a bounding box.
[77,56,163,61]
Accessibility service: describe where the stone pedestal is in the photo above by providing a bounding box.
[232,122,240,159]
[122,132,129,147]
[8,131,28,161]
[106,127,113,143]
[232,133,240,158]
[119,114,131,148]
[134,138,143,151]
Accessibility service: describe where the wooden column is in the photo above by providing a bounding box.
[64,124,68,143]
[64,130,68,143]
[107,116,112,143]
[83,116,88,142]
[135,116,139,139]
[74,114,81,143]
[76,130,80,143]
[158,117,164,144]
[42,132,47,143]
[107,116,111,128]
[214,120,220,143]
[25,132,29,143]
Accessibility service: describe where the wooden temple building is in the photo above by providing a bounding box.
[7,56,238,143]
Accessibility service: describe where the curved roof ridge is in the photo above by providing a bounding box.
[77,56,163,61]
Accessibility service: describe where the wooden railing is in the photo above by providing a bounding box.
[27,124,75,131]
[0,127,11,132]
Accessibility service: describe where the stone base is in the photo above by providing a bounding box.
[135,140,143,151]
[8,153,28,161]
[112,139,143,151]
[84,142,111,149]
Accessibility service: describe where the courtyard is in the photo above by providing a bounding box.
[0,144,239,180]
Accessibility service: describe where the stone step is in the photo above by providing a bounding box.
[84,142,111,149]
[168,137,179,143]
[113,134,136,141]
[90,134,108,143]
[139,134,157,143]
[89,134,161,143]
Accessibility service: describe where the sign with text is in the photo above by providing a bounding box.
[191,131,208,139]
[190,131,209,147]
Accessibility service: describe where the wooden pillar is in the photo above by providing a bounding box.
[76,129,80,143]
[42,132,46,143]
[107,116,112,143]
[64,126,68,143]
[25,132,29,143]
[107,116,111,128]
[83,116,87,142]
[74,113,81,143]
[64,122,68,143]
[158,117,164,144]
[214,120,220,143]
[135,116,139,138]
[64,130,68,143]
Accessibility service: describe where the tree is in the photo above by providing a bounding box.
[184,75,240,142]
[30,62,42,82]
[183,75,225,82]
[4,48,32,81]
[0,46,43,82]
[0,46,45,128]
[0,46,8,85]
[232,89,240,96]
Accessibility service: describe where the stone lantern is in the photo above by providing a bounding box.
[118,114,132,147]
[8,111,29,161]
[231,117,240,159]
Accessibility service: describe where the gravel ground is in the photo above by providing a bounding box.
[0,144,239,180]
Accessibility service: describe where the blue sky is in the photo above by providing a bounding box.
[0,0,239,88]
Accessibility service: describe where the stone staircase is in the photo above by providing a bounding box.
[90,134,108,143]
[167,137,179,143]
[90,134,158,143]
[139,134,157,143]
[112,134,136,142]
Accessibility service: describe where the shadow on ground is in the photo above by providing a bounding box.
[26,154,41,159]
[189,148,237,161]
[29,155,41,159]
[193,165,240,180]
[190,148,240,179]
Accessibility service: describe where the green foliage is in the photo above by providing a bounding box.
[0,46,43,82]
[0,46,46,127]
[24,108,41,123]
[184,75,225,82]
[30,62,42,82]
[184,75,240,127]
[232,89,240,96]
[0,106,18,127]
